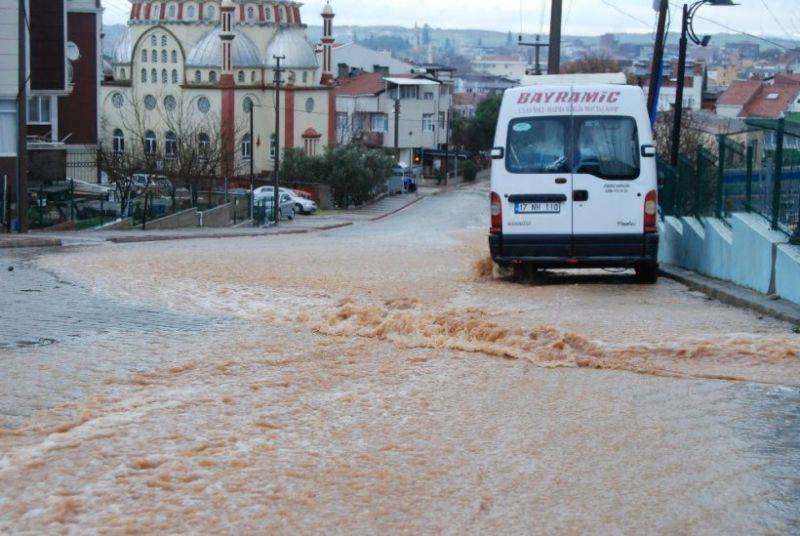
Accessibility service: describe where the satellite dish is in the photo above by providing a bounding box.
[66,42,80,62]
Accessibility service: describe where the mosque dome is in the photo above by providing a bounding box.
[265,28,319,70]
[186,27,263,68]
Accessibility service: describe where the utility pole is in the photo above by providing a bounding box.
[394,97,400,163]
[547,0,563,75]
[444,110,450,187]
[273,55,284,226]
[16,0,28,233]
[518,34,549,75]
[670,4,689,168]
[647,0,669,126]
[249,103,255,223]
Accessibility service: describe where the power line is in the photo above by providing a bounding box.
[599,0,653,30]
[758,0,799,48]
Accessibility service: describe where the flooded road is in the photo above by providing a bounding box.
[2,183,800,532]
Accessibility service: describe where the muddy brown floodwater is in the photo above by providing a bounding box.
[2,186,800,533]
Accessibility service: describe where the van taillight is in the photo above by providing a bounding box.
[490,192,502,235]
[644,190,657,233]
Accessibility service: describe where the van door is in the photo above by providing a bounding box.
[570,113,646,258]
[499,87,574,258]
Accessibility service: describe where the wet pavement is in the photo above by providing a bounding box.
[1,182,800,532]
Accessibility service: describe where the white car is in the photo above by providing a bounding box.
[254,190,295,221]
[280,188,318,215]
[489,83,659,283]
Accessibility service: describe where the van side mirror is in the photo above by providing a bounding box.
[641,145,656,158]
[491,147,504,159]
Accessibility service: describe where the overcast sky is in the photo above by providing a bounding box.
[102,0,800,41]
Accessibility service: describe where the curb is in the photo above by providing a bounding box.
[107,229,309,244]
[369,195,426,222]
[0,238,63,249]
[660,265,800,325]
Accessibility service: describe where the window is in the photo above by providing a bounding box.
[422,114,435,132]
[164,95,177,111]
[505,116,640,180]
[439,112,446,129]
[243,97,254,112]
[121,68,127,79]
[144,130,157,155]
[198,132,210,154]
[171,50,177,63]
[194,70,201,83]
[172,69,178,84]
[111,92,124,109]
[113,129,125,154]
[161,50,167,63]
[207,5,215,19]
[304,138,318,156]
[336,112,348,131]
[399,86,419,99]
[238,71,245,83]
[168,4,176,18]
[251,71,256,83]
[165,131,177,158]
[152,50,157,63]
[371,114,388,132]
[302,71,308,84]
[162,69,168,84]
[197,96,210,113]
[152,4,160,19]
[27,96,51,124]
[141,49,148,63]
[305,98,315,113]
[264,8,271,21]
[141,69,147,83]
[0,101,16,155]
[161,36,167,47]
[242,134,252,159]
[151,35,157,47]
[424,92,434,100]
[247,6,255,19]
[187,5,195,18]
[209,71,217,83]
[144,94,157,110]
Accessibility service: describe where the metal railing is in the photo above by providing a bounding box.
[658,118,800,243]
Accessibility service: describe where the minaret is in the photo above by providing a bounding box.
[220,0,236,178]
[320,1,335,86]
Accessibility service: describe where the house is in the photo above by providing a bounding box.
[334,72,452,169]
[452,92,488,119]
[327,41,415,78]
[717,76,800,119]
[0,0,102,231]
[654,60,707,112]
[454,74,515,94]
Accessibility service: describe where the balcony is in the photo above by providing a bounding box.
[354,131,385,148]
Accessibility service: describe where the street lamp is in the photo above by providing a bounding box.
[670,0,738,167]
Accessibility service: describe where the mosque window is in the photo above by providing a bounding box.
[247,7,255,20]
[207,5,215,19]
[121,68,126,79]
[151,35,157,47]
[187,5,195,18]
[144,95,157,110]
[197,97,211,114]
[152,5,160,19]
[141,68,147,83]
[172,69,179,84]
[164,95,177,111]
[194,70,201,83]
[241,134,252,159]
[161,36,167,47]
[162,69,168,84]
[209,71,217,83]
[161,50,168,63]
[141,49,148,63]
[251,71,256,83]
[243,97,253,112]
[238,71,245,83]
[168,4,176,18]
[151,68,157,82]
[171,50,177,63]
[144,130,157,154]
[264,8,271,21]
[151,50,157,63]
[302,71,308,84]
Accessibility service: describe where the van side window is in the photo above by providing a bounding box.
[574,117,640,180]
[506,117,570,174]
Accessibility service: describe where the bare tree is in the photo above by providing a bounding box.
[653,110,707,163]
[560,53,621,74]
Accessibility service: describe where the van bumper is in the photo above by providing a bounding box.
[489,233,659,268]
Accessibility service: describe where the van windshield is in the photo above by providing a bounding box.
[506,115,640,180]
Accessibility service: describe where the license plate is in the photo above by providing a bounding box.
[515,202,561,214]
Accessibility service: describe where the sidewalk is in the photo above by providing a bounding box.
[0,191,428,248]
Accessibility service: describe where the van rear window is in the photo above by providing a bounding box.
[506,116,640,180]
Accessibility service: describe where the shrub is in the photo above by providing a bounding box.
[462,160,478,183]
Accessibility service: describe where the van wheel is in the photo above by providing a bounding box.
[635,264,659,284]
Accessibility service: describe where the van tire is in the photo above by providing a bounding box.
[635,264,659,284]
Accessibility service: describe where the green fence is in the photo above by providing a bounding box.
[658,118,800,244]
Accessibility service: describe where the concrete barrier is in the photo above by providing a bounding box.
[200,203,233,228]
[94,217,133,231]
[775,244,800,305]
[143,208,199,230]
[659,211,800,306]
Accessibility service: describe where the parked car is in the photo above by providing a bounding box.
[254,190,295,221]
[130,174,174,196]
[280,188,318,215]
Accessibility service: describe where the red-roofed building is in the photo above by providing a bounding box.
[334,72,453,168]
[452,92,488,119]
[717,77,800,119]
